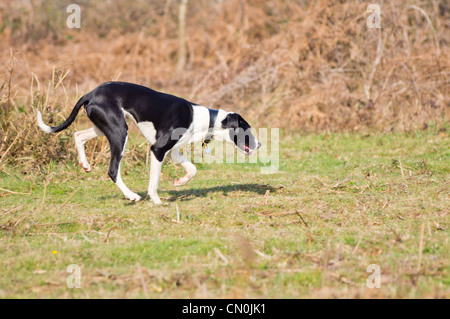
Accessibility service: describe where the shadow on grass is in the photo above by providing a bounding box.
[163,183,277,202]
[114,183,277,205]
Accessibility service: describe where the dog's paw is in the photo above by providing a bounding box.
[79,162,91,173]
[147,193,162,205]
[126,193,141,202]
[173,177,189,187]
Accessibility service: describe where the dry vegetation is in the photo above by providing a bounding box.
[0,0,448,167]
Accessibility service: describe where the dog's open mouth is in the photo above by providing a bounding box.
[244,145,253,155]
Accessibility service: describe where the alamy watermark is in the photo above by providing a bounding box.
[67,264,81,288]
[367,4,381,29]
[66,4,81,29]
[171,127,279,174]
[366,264,381,288]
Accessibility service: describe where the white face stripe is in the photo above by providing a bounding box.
[210,110,234,144]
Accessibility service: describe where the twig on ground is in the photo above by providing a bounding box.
[58,187,81,211]
[0,187,30,195]
[332,178,350,189]
[417,223,425,273]
[399,159,404,178]
[214,248,229,265]
[136,263,149,298]
[262,190,270,205]
[3,204,24,215]
[33,221,78,228]
[295,211,309,228]
[104,224,117,243]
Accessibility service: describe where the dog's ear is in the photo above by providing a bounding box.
[221,113,239,129]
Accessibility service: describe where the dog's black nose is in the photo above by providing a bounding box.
[257,142,262,149]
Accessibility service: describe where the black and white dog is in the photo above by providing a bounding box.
[37,82,261,204]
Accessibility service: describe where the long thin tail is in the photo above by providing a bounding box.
[36,94,89,133]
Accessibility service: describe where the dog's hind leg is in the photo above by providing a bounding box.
[110,135,141,202]
[74,126,104,172]
[170,147,196,186]
[86,105,141,202]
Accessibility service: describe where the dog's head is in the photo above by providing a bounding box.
[214,112,261,155]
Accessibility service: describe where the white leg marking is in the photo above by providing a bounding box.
[114,137,140,201]
[74,127,103,172]
[170,148,197,186]
[115,163,141,202]
[148,151,164,205]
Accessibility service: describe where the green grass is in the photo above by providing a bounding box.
[0,132,449,298]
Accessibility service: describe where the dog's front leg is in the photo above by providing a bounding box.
[170,148,197,186]
[147,151,164,205]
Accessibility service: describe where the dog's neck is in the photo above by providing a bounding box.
[202,108,218,147]
[189,105,228,145]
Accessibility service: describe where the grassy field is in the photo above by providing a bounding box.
[0,131,448,298]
